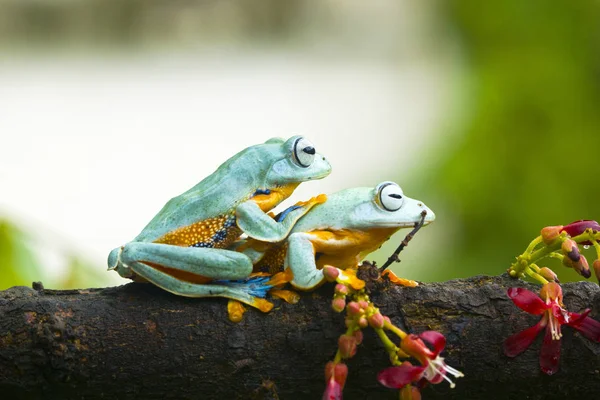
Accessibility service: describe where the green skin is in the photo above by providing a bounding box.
[243,182,435,290]
[107,136,331,307]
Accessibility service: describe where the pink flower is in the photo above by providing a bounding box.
[322,377,343,400]
[504,282,600,375]
[322,362,347,400]
[378,331,463,394]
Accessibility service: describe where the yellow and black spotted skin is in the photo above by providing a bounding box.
[153,212,242,249]
[151,183,301,250]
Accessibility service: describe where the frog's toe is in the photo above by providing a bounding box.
[269,289,300,304]
[252,298,274,313]
[382,270,419,287]
[227,299,247,323]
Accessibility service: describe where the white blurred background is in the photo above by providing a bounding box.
[0,0,463,288]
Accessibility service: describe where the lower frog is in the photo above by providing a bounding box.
[107,136,331,311]
[240,181,435,291]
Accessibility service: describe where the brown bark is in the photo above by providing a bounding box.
[1,269,599,400]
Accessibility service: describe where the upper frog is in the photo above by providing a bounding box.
[107,136,331,313]
[133,136,331,245]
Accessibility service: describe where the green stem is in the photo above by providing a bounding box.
[384,320,407,340]
[524,267,549,285]
[374,327,401,365]
[525,236,543,255]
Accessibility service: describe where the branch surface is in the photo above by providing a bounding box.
[1,272,599,400]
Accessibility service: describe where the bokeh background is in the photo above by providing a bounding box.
[1,0,599,290]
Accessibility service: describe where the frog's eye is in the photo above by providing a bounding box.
[377,182,404,212]
[293,137,316,168]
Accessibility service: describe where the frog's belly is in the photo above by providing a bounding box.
[310,228,397,270]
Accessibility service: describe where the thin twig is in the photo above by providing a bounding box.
[379,210,427,271]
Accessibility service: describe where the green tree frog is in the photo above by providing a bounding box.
[107,136,331,311]
[240,181,435,290]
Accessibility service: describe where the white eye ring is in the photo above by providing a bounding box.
[293,137,316,168]
[377,182,404,212]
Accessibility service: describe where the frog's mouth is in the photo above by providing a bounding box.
[372,208,435,229]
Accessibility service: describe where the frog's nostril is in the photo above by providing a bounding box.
[418,203,423,207]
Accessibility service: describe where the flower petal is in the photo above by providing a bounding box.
[507,287,547,315]
[322,378,343,400]
[569,311,600,342]
[561,220,600,244]
[503,318,545,357]
[418,331,446,355]
[540,325,561,375]
[377,362,425,389]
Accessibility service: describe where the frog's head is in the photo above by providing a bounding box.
[263,135,332,186]
[342,181,435,231]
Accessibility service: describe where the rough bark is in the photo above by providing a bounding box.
[1,270,599,400]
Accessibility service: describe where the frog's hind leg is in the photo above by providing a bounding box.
[116,242,253,280]
[122,255,274,313]
[111,242,272,311]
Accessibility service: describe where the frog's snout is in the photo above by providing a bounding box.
[107,247,122,271]
[312,154,332,179]
[418,203,436,225]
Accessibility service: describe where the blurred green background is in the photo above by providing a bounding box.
[1,0,599,289]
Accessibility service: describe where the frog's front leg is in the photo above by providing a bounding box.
[236,194,326,243]
[286,232,324,290]
[108,243,271,311]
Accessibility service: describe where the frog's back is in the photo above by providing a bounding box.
[133,145,275,245]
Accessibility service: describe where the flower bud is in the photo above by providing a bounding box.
[573,255,591,279]
[358,317,368,328]
[593,260,600,283]
[353,330,363,345]
[346,301,361,316]
[400,385,421,400]
[335,284,349,296]
[368,313,385,329]
[323,265,340,281]
[561,239,580,262]
[358,300,369,310]
[331,298,346,313]
[541,226,563,245]
[325,362,348,387]
[338,335,357,359]
[538,267,559,283]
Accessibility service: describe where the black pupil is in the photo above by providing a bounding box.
[302,146,316,155]
[388,193,403,199]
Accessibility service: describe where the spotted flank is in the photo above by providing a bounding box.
[154,213,242,248]
[253,243,288,275]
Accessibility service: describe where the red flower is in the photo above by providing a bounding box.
[504,282,600,375]
[561,220,600,245]
[322,377,343,400]
[322,362,347,400]
[378,331,463,394]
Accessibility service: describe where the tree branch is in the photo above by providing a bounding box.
[1,271,599,399]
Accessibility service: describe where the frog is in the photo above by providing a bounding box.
[239,181,435,291]
[107,136,331,311]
